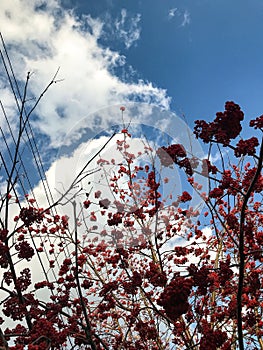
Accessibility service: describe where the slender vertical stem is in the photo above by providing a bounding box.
[73,200,97,350]
[237,136,263,350]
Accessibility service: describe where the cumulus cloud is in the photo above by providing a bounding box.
[0,2,204,226]
[0,0,170,148]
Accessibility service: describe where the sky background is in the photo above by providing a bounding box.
[0,0,263,200]
[62,0,263,124]
[1,1,262,341]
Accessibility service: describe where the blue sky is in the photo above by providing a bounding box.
[64,0,263,125]
[2,0,263,139]
[0,0,262,199]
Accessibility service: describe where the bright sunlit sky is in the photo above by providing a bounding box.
[0,0,262,195]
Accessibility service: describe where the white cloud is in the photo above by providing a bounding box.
[31,103,208,231]
[114,9,141,49]
[0,0,170,148]
[168,7,191,27]
[181,10,191,27]
[168,8,177,19]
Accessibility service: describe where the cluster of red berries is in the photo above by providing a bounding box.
[235,137,259,157]
[158,276,193,320]
[194,101,244,145]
